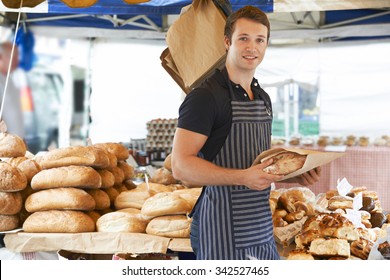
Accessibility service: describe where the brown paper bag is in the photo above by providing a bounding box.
[165,0,228,93]
[252,147,346,181]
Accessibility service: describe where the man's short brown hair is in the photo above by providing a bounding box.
[224,6,270,42]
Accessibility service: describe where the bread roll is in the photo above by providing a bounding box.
[95,169,115,188]
[0,162,27,192]
[136,182,173,193]
[146,215,191,238]
[35,145,110,169]
[117,161,135,180]
[0,132,27,158]
[85,210,101,224]
[85,189,110,210]
[141,192,192,218]
[0,214,19,231]
[327,195,353,210]
[4,157,41,183]
[308,238,350,258]
[262,151,306,175]
[114,189,156,210]
[117,207,152,221]
[25,188,96,212]
[163,153,172,171]
[0,191,23,215]
[93,142,129,161]
[150,167,177,185]
[96,211,148,233]
[31,165,102,190]
[23,210,95,233]
[1,0,45,9]
[103,187,120,206]
[107,165,125,185]
[173,188,202,209]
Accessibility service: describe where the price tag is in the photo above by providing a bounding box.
[336,177,353,196]
[353,192,363,211]
[345,208,364,228]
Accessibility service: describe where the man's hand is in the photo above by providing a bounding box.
[283,166,322,186]
[242,159,284,191]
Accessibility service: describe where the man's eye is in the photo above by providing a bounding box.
[239,37,247,41]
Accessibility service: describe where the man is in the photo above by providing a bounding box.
[171,6,321,260]
[0,41,24,138]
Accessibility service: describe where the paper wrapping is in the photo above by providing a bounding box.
[253,147,346,180]
[165,0,227,93]
[4,232,194,254]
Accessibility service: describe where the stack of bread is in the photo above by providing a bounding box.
[98,179,201,238]
[0,132,36,232]
[286,186,389,260]
[149,154,179,185]
[22,142,134,233]
[270,187,317,247]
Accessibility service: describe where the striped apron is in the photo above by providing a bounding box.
[190,75,279,260]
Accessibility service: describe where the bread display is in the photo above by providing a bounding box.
[23,210,96,233]
[25,188,96,212]
[31,165,102,190]
[262,152,306,175]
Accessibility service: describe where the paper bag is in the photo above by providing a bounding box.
[252,147,346,180]
[165,0,229,93]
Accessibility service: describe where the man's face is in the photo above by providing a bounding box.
[225,18,268,72]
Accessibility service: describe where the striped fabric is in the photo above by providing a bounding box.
[193,95,279,260]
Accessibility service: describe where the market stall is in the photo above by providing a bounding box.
[1,0,390,261]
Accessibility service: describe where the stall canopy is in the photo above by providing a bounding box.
[1,0,390,41]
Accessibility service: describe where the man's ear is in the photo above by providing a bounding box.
[224,36,230,51]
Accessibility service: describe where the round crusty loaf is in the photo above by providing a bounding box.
[93,142,129,161]
[0,191,23,215]
[262,151,307,175]
[34,145,110,170]
[31,165,102,190]
[141,192,192,218]
[25,187,96,212]
[22,210,96,233]
[86,189,110,210]
[0,162,28,192]
[0,132,27,158]
[4,157,41,183]
[96,211,148,233]
[146,215,192,238]
[0,214,19,231]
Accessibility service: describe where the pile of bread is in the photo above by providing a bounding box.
[272,185,390,260]
[1,132,200,239]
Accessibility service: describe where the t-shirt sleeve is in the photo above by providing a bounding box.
[177,89,216,137]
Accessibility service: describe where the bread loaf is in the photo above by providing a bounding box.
[31,165,102,190]
[93,142,129,161]
[4,157,41,183]
[0,132,27,158]
[117,161,135,180]
[35,145,110,169]
[146,215,191,238]
[86,189,110,210]
[141,192,192,218]
[308,238,350,258]
[0,214,19,231]
[150,167,177,185]
[22,210,95,233]
[95,169,115,188]
[96,211,148,233]
[114,189,156,210]
[262,151,306,175]
[0,191,23,215]
[0,162,27,192]
[25,187,96,212]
